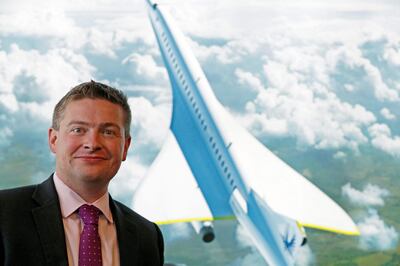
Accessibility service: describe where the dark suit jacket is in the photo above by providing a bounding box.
[0,175,164,266]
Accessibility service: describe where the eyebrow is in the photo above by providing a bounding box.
[67,121,121,130]
[100,122,121,130]
[67,121,90,127]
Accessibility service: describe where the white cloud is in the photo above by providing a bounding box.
[342,183,390,207]
[333,151,347,159]
[162,223,192,243]
[230,224,264,265]
[235,68,264,93]
[326,45,399,102]
[0,126,13,148]
[0,93,18,112]
[369,123,400,157]
[229,251,263,266]
[0,9,79,37]
[0,0,144,13]
[383,45,400,66]
[239,111,289,137]
[380,107,396,120]
[243,74,376,150]
[344,84,356,92]
[0,45,95,116]
[122,53,167,82]
[109,155,148,204]
[294,245,314,266]
[0,5,152,57]
[272,46,330,87]
[0,9,87,50]
[358,209,399,251]
[129,96,170,148]
[86,28,118,58]
[187,38,248,64]
[235,223,255,249]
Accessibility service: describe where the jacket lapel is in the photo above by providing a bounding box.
[110,198,140,266]
[31,176,68,266]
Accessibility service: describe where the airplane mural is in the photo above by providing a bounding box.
[132,1,360,265]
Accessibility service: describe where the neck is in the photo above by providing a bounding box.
[55,173,108,203]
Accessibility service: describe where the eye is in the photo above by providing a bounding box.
[71,127,84,134]
[103,129,116,136]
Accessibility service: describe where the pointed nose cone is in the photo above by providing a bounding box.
[145,0,157,9]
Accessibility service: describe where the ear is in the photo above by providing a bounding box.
[122,136,132,161]
[48,128,58,154]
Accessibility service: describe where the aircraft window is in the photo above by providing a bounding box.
[209,137,213,142]
[201,119,204,125]
[221,161,225,167]
[203,125,207,131]
[218,155,222,161]
[199,114,202,120]
[215,148,219,154]
[179,74,183,80]
[182,80,186,86]
[230,180,234,186]
[177,69,181,74]
[227,173,231,179]
[167,48,171,52]
[174,63,178,68]
[195,107,199,113]
[224,167,228,173]
[162,32,165,37]
[184,85,188,91]
[190,96,194,102]
[212,143,216,149]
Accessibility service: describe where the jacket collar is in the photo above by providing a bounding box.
[110,196,140,266]
[31,175,69,266]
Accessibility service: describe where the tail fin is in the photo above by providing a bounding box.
[252,191,307,259]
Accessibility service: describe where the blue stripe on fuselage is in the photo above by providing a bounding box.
[151,10,232,218]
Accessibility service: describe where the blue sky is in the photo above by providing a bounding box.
[1,0,399,264]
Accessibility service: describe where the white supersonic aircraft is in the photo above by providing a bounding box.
[132,1,360,265]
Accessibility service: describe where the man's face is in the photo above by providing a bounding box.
[49,98,131,193]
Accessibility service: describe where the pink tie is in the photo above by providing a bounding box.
[78,204,102,266]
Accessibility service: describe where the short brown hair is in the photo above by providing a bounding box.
[52,80,131,137]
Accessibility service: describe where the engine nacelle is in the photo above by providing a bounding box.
[191,221,215,243]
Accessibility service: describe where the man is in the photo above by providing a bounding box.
[0,81,164,265]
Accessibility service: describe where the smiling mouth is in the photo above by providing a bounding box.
[74,156,107,162]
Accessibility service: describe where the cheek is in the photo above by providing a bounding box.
[110,142,126,160]
[58,136,81,154]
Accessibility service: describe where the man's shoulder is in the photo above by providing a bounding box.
[0,184,39,218]
[0,183,37,201]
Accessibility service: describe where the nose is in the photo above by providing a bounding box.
[84,131,102,152]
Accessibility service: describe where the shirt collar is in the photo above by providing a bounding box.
[53,173,114,224]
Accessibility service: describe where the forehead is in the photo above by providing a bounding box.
[61,98,125,125]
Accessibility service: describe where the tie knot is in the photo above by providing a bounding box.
[78,204,101,225]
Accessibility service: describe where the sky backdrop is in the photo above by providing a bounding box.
[1,0,399,265]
